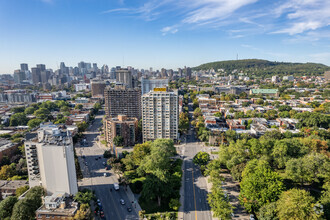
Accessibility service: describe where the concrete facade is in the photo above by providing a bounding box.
[104,115,138,148]
[142,89,179,142]
[104,85,141,119]
[141,78,169,95]
[24,123,78,196]
[91,80,106,97]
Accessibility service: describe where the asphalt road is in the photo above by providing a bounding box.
[182,134,213,220]
[76,113,139,220]
[180,101,213,220]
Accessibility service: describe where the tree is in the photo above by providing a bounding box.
[214,112,222,118]
[24,107,36,115]
[74,203,91,220]
[11,186,44,220]
[113,135,124,146]
[179,112,189,134]
[103,150,111,158]
[169,198,181,211]
[285,153,330,185]
[193,152,210,166]
[258,202,278,220]
[12,107,25,113]
[193,107,202,118]
[141,173,171,207]
[0,164,16,180]
[278,105,292,112]
[256,99,264,105]
[239,160,284,213]
[10,113,29,126]
[239,92,248,99]
[0,196,18,219]
[320,181,330,219]
[33,108,51,120]
[207,161,233,219]
[75,104,83,110]
[77,122,88,133]
[15,185,29,197]
[276,189,319,220]
[27,119,43,129]
[74,189,95,204]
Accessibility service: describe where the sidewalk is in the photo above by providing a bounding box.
[126,185,142,216]
[178,146,185,220]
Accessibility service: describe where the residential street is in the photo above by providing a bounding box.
[76,113,139,220]
[178,101,213,220]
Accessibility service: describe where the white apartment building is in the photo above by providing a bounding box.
[24,123,78,196]
[74,83,90,92]
[141,78,169,95]
[142,88,178,142]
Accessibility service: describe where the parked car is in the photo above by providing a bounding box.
[127,207,132,212]
[103,173,107,177]
[114,183,119,191]
[120,199,125,205]
[250,214,255,220]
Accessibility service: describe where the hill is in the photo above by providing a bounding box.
[194,59,330,77]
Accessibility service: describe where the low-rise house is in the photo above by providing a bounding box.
[226,119,246,130]
[0,139,19,162]
[250,89,279,97]
[0,180,29,199]
[36,193,78,220]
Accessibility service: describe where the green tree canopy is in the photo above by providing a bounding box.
[10,113,29,126]
[113,135,124,146]
[276,189,319,220]
[0,196,18,219]
[74,189,95,204]
[27,119,43,129]
[24,107,36,115]
[33,108,51,120]
[193,152,210,166]
[239,159,284,213]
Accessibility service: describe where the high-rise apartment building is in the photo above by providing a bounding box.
[91,80,107,97]
[41,70,51,83]
[31,67,41,84]
[104,115,138,148]
[142,88,178,142]
[37,64,46,71]
[116,68,133,88]
[24,123,78,196]
[141,78,169,95]
[20,63,28,71]
[184,66,192,80]
[13,70,26,84]
[104,85,141,119]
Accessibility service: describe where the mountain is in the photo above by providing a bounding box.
[194,59,330,76]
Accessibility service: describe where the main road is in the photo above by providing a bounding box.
[76,111,139,220]
[179,102,213,220]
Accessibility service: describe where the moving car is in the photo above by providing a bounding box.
[127,207,132,212]
[114,183,119,191]
[119,199,125,205]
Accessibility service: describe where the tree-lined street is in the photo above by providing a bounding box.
[76,113,139,220]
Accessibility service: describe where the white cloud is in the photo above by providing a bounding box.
[182,0,258,24]
[102,0,330,38]
[273,0,330,35]
[161,26,178,35]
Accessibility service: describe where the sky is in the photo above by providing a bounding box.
[0,0,330,73]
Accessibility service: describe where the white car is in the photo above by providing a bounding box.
[103,173,107,177]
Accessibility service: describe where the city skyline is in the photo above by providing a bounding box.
[1,0,330,73]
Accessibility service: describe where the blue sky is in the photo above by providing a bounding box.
[0,0,330,73]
